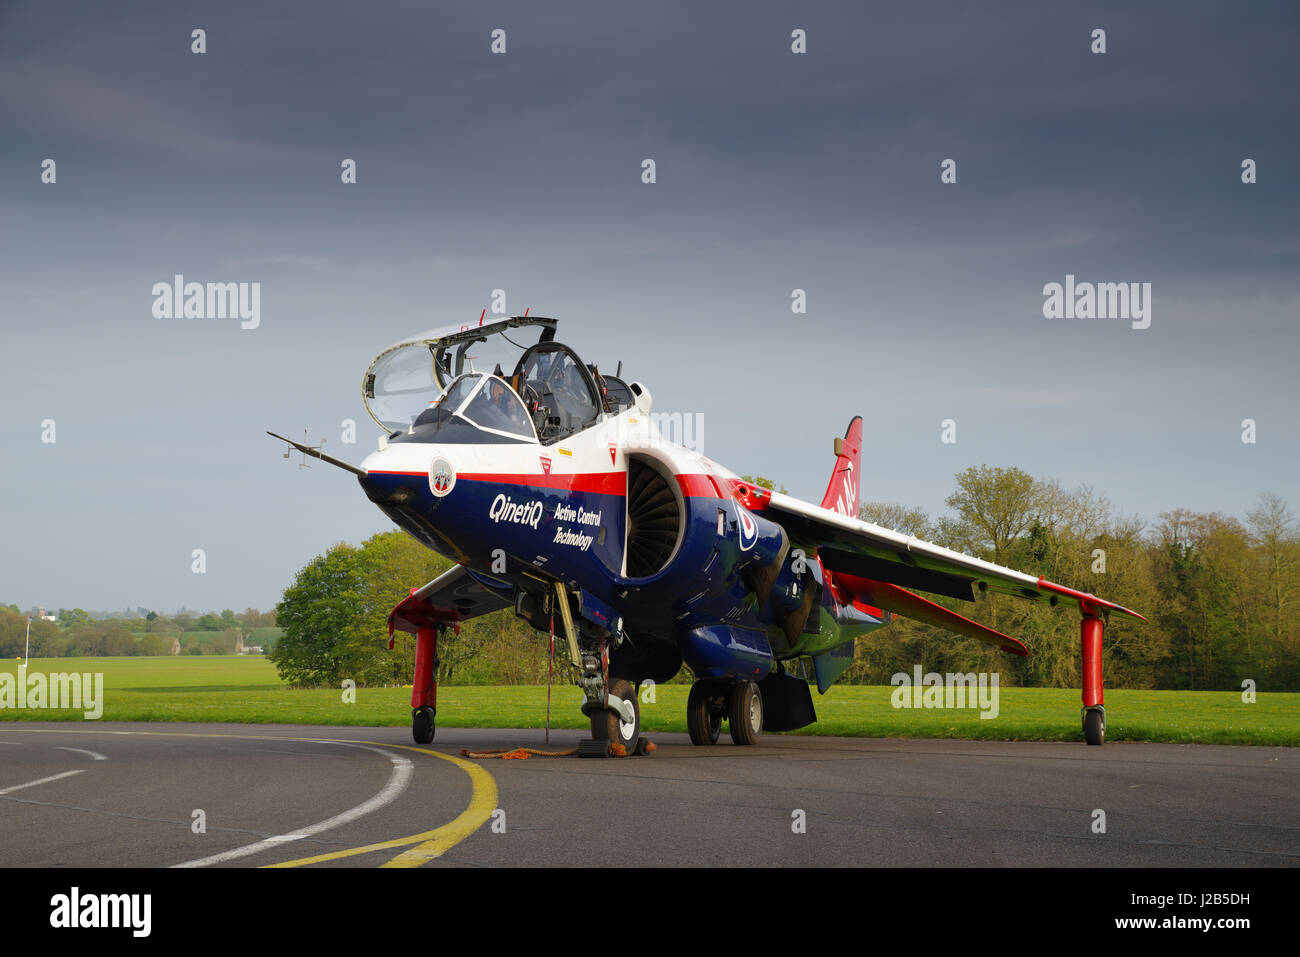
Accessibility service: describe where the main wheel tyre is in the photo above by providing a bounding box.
[727,681,763,746]
[687,680,723,746]
[593,678,640,755]
[412,706,435,744]
[1084,708,1105,746]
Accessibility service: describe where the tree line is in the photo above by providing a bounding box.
[848,467,1298,693]
[0,606,278,658]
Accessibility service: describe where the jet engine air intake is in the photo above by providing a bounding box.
[624,456,683,578]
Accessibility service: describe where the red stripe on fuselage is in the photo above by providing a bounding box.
[676,473,719,498]
[370,469,755,500]
[460,472,626,495]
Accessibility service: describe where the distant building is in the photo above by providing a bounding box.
[36,607,56,622]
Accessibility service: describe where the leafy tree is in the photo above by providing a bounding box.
[209,629,241,655]
[138,633,170,656]
[272,543,370,686]
[102,626,138,656]
[859,502,931,538]
[60,608,93,628]
[272,531,495,687]
[0,608,29,658]
[941,465,1039,566]
[1245,493,1299,658]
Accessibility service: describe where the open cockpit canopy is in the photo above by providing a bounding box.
[363,316,636,443]
[362,316,557,432]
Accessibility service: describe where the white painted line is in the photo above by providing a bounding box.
[0,770,86,796]
[55,747,107,761]
[172,745,414,868]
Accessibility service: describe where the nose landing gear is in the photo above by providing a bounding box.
[580,677,641,757]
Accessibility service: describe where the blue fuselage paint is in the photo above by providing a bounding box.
[360,466,891,683]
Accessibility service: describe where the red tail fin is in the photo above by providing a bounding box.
[819,416,862,517]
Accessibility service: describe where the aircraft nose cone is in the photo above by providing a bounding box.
[357,446,431,507]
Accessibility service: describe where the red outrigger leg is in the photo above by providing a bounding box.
[412,625,439,713]
[388,586,461,742]
[1034,578,1139,745]
[1080,611,1104,712]
[1078,601,1107,744]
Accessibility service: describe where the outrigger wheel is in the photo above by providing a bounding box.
[686,679,724,745]
[412,706,436,744]
[587,678,640,756]
[1083,705,1105,746]
[727,680,763,746]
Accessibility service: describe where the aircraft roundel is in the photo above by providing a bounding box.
[428,457,456,497]
[736,503,758,551]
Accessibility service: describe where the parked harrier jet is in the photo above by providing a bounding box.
[272,315,1143,755]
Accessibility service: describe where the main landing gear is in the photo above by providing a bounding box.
[687,679,763,746]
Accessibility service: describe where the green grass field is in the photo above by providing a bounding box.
[1,657,1295,745]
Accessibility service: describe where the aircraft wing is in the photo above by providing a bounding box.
[751,488,1145,622]
[831,573,1029,656]
[387,564,514,637]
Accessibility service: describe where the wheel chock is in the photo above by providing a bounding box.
[576,738,611,758]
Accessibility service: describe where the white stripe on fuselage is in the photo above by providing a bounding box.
[359,406,735,487]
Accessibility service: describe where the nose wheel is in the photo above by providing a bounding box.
[583,678,640,756]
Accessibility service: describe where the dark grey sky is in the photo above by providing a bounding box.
[2,1,1297,612]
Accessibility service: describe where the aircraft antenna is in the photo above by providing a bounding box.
[277,429,327,469]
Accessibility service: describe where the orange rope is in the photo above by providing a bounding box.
[459,747,578,759]
[458,740,655,759]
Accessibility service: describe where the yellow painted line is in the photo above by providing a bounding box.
[265,744,497,868]
[10,728,498,869]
